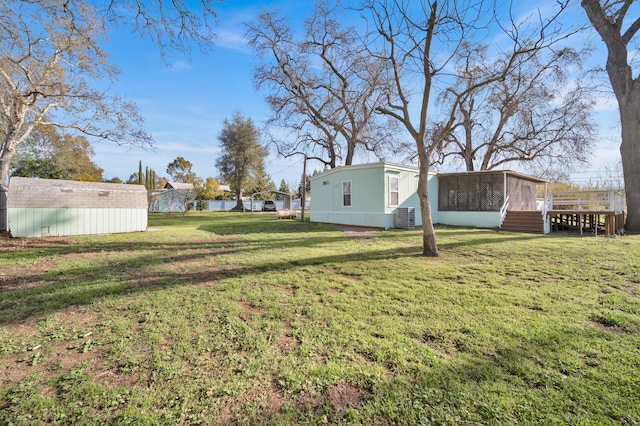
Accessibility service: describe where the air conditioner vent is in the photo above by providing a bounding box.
[396,207,415,229]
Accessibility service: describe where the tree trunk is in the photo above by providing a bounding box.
[619,94,640,231]
[417,161,438,257]
[462,105,475,171]
[581,0,640,232]
[234,189,244,210]
[0,155,11,232]
[464,148,474,171]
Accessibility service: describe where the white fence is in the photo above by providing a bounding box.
[201,198,310,212]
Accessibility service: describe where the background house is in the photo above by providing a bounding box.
[7,177,147,237]
[149,182,195,213]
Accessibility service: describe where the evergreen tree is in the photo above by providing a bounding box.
[278,179,291,195]
[297,172,313,198]
[215,112,268,210]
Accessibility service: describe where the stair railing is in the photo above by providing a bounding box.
[541,192,552,220]
[499,195,510,226]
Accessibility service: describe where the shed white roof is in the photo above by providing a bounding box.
[8,177,148,209]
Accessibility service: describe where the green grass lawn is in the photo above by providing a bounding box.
[1,212,639,425]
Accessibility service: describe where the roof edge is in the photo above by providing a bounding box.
[436,170,547,183]
[310,162,426,180]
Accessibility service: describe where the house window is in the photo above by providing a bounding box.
[389,176,399,206]
[342,180,352,207]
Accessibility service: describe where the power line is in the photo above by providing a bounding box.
[268,158,304,177]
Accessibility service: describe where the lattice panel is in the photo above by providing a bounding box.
[458,177,469,209]
[438,174,505,211]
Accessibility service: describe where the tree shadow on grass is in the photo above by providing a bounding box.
[0,233,403,325]
[369,323,638,425]
[0,216,558,326]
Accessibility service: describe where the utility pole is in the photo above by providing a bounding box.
[301,154,307,222]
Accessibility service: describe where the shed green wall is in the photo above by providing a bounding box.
[9,208,147,238]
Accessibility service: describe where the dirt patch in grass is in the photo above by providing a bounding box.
[0,260,55,292]
[293,382,365,416]
[417,333,462,356]
[589,319,627,333]
[1,339,108,384]
[90,356,142,388]
[0,306,108,384]
[279,284,295,295]
[0,245,115,293]
[238,301,266,323]
[326,382,365,409]
[0,236,72,251]
[233,385,287,421]
[336,225,382,240]
[276,332,298,355]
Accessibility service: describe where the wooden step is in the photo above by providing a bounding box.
[501,210,544,233]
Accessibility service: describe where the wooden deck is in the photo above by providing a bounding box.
[541,190,626,236]
[499,190,627,236]
[548,210,625,236]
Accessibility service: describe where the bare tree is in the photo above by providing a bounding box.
[14,0,218,59]
[163,188,195,215]
[0,1,152,190]
[101,0,217,58]
[432,42,596,172]
[581,0,640,231]
[247,1,392,169]
[362,0,451,257]
[362,0,577,256]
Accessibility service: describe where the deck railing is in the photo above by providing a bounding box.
[547,190,626,213]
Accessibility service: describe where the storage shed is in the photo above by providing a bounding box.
[7,177,148,237]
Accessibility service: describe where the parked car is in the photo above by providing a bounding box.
[262,200,277,211]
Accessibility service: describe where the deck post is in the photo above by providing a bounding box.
[580,214,583,236]
[503,172,507,212]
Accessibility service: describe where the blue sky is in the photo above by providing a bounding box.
[92,0,625,187]
[96,0,311,186]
